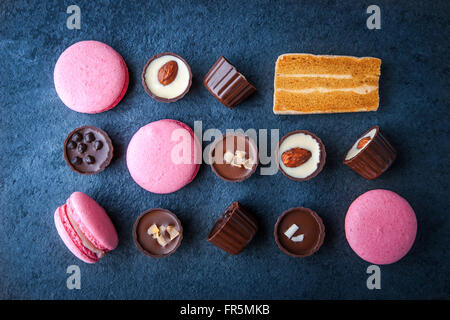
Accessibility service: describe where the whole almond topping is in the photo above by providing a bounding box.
[357,137,371,149]
[281,147,312,168]
[158,60,178,86]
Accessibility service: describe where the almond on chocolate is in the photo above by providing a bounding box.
[277,130,326,181]
[142,52,192,103]
[281,147,312,168]
[158,60,178,85]
[357,137,371,149]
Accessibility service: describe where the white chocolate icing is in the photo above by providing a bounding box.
[144,55,190,99]
[279,132,321,179]
[345,128,377,160]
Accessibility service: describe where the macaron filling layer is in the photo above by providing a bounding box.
[58,203,107,261]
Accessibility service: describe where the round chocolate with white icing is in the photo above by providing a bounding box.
[142,52,192,103]
[209,133,258,182]
[63,126,113,175]
[343,125,397,180]
[277,130,326,181]
[132,208,183,258]
[274,207,325,258]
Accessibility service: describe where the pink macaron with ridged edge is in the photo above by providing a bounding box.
[345,189,417,265]
[54,192,118,263]
[126,119,201,194]
[54,40,129,113]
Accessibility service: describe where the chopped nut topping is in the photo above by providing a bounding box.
[224,150,254,169]
[166,225,180,241]
[148,223,180,247]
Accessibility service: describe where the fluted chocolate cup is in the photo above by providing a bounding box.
[343,126,397,180]
[207,201,258,255]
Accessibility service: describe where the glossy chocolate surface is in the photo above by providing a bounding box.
[133,208,183,258]
[208,201,258,255]
[203,56,256,109]
[63,126,113,175]
[209,133,258,182]
[274,207,325,257]
[343,126,397,180]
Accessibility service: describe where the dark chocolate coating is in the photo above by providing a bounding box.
[63,126,113,175]
[132,208,183,258]
[141,52,192,103]
[343,126,397,180]
[203,56,256,109]
[207,201,258,255]
[276,130,326,181]
[209,133,259,182]
[274,207,325,258]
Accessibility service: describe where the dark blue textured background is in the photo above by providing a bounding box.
[1,0,449,299]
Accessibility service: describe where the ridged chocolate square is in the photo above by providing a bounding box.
[203,56,256,109]
[207,201,258,255]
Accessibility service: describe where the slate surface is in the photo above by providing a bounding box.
[0,0,449,299]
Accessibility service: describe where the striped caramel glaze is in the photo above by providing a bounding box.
[204,56,256,109]
[273,54,381,114]
[343,126,397,180]
[207,201,258,255]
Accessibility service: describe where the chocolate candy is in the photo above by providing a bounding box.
[94,140,103,150]
[277,130,326,181]
[343,125,397,180]
[207,201,258,255]
[77,143,87,154]
[84,132,95,143]
[274,207,325,258]
[71,132,82,142]
[141,52,192,103]
[203,56,256,109]
[84,155,95,164]
[132,208,183,258]
[70,157,81,165]
[209,133,258,182]
[63,126,113,175]
[67,141,77,149]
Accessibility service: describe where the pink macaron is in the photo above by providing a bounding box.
[345,189,417,265]
[126,119,201,194]
[54,40,129,113]
[54,192,118,263]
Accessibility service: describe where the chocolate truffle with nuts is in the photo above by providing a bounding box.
[142,52,192,103]
[209,132,259,182]
[277,130,326,181]
[132,208,183,258]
